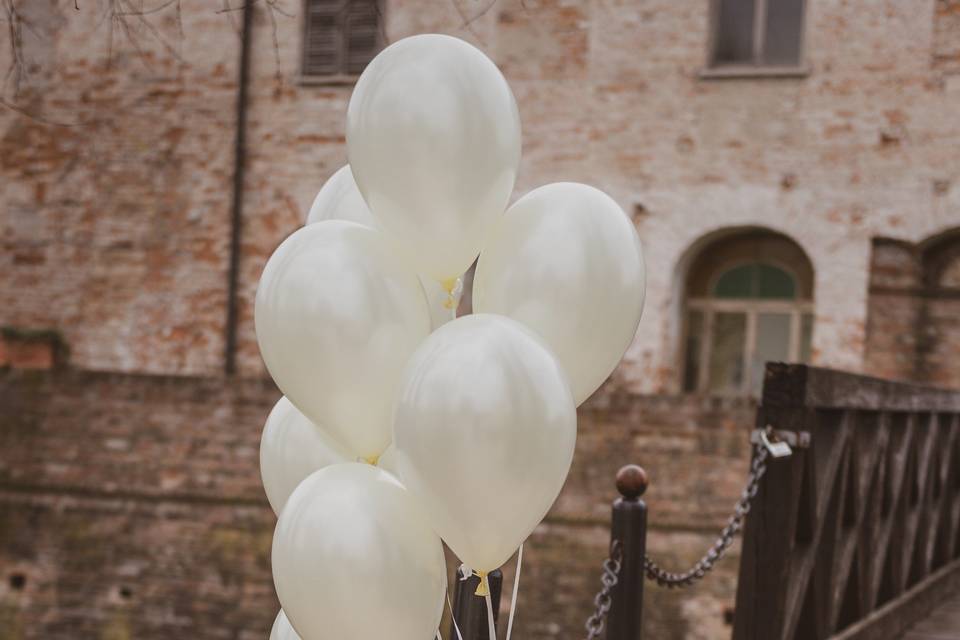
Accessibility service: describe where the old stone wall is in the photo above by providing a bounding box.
[0,1,240,377]
[863,239,923,382]
[4,0,958,386]
[229,0,960,388]
[864,234,960,388]
[0,369,754,639]
[2,1,960,639]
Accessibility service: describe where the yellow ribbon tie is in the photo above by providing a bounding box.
[473,570,490,597]
[441,277,458,310]
[363,455,380,466]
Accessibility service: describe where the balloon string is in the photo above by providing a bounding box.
[505,544,523,640]
[446,591,464,640]
[484,591,497,640]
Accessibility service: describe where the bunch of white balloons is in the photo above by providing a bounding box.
[256,34,646,640]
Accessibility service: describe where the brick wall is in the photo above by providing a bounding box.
[864,239,922,381]
[0,370,754,639]
[231,0,960,385]
[3,1,960,639]
[864,236,960,388]
[5,1,959,386]
[0,2,239,377]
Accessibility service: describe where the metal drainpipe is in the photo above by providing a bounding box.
[224,0,253,376]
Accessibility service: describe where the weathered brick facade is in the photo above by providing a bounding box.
[865,233,960,388]
[0,369,754,639]
[2,0,960,639]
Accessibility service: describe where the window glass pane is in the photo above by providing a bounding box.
[683,310,704,392]
[714,263,796,299]
[763,0,804,65]
[757,264,796,299]
[714,264,756,298]
[751,312,791,395]
[708,312,747,394]
[714,0,756,65]
[799,312,813,362]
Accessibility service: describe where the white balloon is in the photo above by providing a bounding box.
[420,274,461,330]
[393,314,577,572]
[347,34,522,281]
[304,164,463,330]
[377,443,398,476]
[473,183,646,405]
[260,397,349,516]
[273,463,447,640]
[305,165,376,227]
[255,221,430,460]
[269,610,301,640]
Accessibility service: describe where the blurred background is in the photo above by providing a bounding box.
[1,0,959,638]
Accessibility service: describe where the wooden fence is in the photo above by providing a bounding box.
[733,363,960,640]
[447,363,960,639]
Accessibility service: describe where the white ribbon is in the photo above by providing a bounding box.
[446,591,464,640]
[505,544,523,640]
[484,591,497,640]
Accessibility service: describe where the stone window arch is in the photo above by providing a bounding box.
[682,230,814,396]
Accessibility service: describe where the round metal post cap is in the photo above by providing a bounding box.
[616,464,648,499]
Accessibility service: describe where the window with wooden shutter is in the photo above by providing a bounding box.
[302,0,383,79]
[706,0,807,75]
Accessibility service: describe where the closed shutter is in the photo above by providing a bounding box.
[302,0,382,77]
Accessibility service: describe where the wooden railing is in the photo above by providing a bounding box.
[733,363,960,640]
[447,363,960,639]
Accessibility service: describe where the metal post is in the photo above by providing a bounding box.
[606,465,649,640]
[448,568,503,640]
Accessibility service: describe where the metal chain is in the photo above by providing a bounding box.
[644,442,771,588]
[584,540,623,640]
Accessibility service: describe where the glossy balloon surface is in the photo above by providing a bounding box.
[393,314,577,571]
[273,463,447,640]
[269,610,301,640]
[347,34,521,281]
[305,165,376,227]
[305,165,462,330]
[255,221,430,459]
[474,183,646,405]
[260,397,349,515]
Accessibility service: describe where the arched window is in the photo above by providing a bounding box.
[682,231,814,396]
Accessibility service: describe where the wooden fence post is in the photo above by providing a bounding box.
[606,465,649,640]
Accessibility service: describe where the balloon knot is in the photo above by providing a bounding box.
[362,455,380,466]
[440,277,463,312]
[473,570,490,597]
[441,277,458,294]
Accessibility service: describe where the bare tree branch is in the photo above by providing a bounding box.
[119,0,185,64]
[0,95,103,127]
[452,0,498,31]
[2,0,26,97]
[218,0,290,80]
